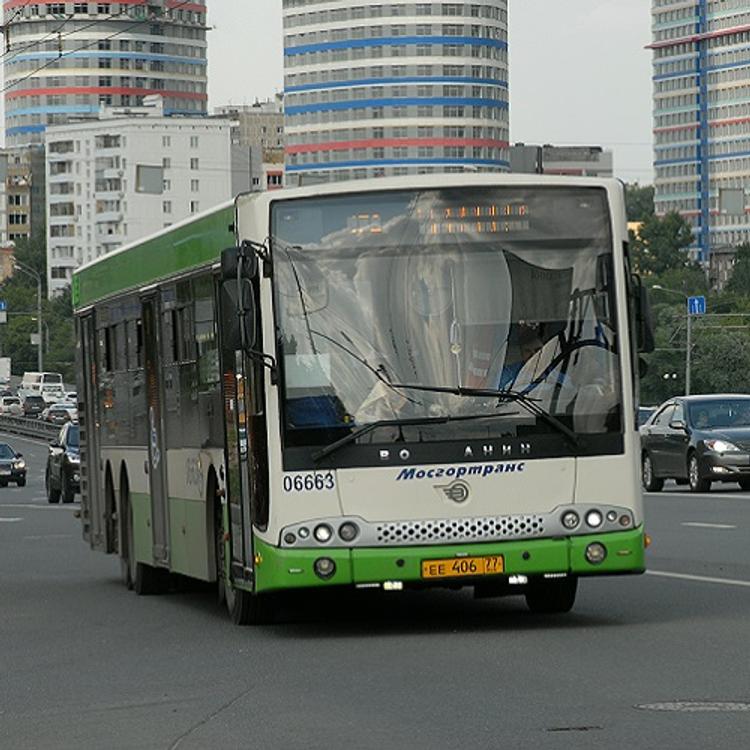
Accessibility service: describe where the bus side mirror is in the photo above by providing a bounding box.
[239,279,257,351]
[632,275,655,354]
[221,245,258,283]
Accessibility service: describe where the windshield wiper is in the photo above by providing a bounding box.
[384,382,580,450]
[312,411,516,463]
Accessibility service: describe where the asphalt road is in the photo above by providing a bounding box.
[2,433,750,750]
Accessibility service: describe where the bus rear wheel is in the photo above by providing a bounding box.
[525,576,578,614]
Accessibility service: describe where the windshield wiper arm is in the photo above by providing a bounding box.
[385,382,579,450]
[495,389,579,449]
[312,411,516,463]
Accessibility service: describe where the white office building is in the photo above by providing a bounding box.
[45,102,232,296]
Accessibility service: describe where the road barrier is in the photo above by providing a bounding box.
[0,415,62,440]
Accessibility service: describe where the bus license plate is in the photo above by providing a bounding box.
[421,555,504,579]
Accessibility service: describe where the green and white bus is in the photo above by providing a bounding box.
[73,174,652,624]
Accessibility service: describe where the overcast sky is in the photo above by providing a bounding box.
[207,1,654,183]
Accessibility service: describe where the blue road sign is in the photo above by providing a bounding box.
[687,295,706,315]
[0,301,7,312]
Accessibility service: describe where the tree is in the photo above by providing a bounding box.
[726,243,750,296]
[625,183,655,222]
[632,212,695,276]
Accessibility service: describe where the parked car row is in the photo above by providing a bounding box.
[640,394,750,493]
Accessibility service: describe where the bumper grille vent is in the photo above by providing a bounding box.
[375,514,545,546]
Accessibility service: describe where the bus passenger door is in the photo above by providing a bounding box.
[77,313,104,550]
[141,294,170,565]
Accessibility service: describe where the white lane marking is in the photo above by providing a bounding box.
[682,522,737,529]
[23,533,73,540]
[647,492,749,500]
[648,570,750,588]
[0,517,22,522]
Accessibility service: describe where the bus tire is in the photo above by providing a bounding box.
[120,475,135,590]
[46,468,60,504]
[133,562,169,596]
[213,490,274,625]
[525,576,578,614]
[228,585,274,626]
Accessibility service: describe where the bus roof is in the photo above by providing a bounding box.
[72,200,234,311]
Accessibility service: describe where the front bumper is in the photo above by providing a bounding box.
[0,467,26,482]
[251,526,646,593]
[701,451,750,479]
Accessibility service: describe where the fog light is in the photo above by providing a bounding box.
[607,510,617,522]
[313,524,333,543]
[585,510,603,529]
[339,522,359,542]
[585,542,607,565]
[298,527,310,539]
[619,514,632,527]
[561,511,580,530]
[314,557,336,580]
[283,532,296,545]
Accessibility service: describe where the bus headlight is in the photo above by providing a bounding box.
[313,524,333,543]
[585,510,603,529]
[314,557,336,580]
[561,511,580,530]
[585,543,607,565]
[339,522,359,542]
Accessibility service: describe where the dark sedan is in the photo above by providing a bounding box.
[45,422,80,503]
[640,395,750,493]
[0,442,27,487]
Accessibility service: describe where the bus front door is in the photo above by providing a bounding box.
[141,295,170,565]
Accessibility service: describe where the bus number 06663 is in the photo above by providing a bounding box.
[282,472,335,493]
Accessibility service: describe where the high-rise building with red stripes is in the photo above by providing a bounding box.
[3,0,208,147]
[282,0,509,185]
[650,0,750,260]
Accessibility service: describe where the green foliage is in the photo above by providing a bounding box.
[0,228,75,382]
[637,221,750,401]
[726,243,750,296]
[625,183,654,222]
[632,212,695,276]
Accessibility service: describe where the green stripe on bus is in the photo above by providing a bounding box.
[73,204,234,309]
[252,527,646,593]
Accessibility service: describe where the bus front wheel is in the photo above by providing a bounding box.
[226,584,274,626]
[525,576,578,614]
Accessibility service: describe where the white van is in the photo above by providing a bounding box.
[19,372,65,404]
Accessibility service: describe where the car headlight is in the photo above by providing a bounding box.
[704,439,741,453]
[68,454,80,465]
[13,460,25,470]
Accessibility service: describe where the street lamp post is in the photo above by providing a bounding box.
[13,260,42,372]
[651,285,692,396]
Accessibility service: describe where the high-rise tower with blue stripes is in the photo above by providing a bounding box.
[3,0,208,147]
[651,1,750,260]
[282,0,509,185]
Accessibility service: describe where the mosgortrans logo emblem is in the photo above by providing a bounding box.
[396,462,526,482]
[437,480,470,504]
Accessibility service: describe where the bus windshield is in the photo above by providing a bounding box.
[272,186,622,449]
